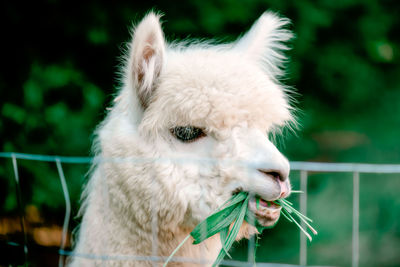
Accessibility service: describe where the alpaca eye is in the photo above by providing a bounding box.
[170,126,205,142]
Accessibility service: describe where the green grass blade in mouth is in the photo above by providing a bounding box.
[212,196,249,267]
[256,196,260,210]
[290,190,303,194]
[162,234,191,267]
[219,226,231,258]
[220,191,248,208]
[280,209,294,222]
[278,199,313,222]
[276,199,318,240]
[281,207,312,241]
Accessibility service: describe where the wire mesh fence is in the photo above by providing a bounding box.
[1,152,400,266]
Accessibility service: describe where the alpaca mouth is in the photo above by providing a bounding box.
[248,195,282,227]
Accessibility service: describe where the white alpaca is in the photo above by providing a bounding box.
[69,11,295,267]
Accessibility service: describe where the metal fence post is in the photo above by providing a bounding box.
[352,172,360,267]
[55,159,71,267]
[299,170,308,266]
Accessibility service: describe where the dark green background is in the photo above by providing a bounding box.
[1,0,399,266]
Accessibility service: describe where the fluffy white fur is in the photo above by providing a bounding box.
[69,11,295,267]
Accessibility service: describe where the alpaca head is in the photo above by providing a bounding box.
[107,12,295,231]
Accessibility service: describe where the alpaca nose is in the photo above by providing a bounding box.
[258,169,290,198]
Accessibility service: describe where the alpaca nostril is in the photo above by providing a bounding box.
[258,169,286,181]
[269,171,282,181]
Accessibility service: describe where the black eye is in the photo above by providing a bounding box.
[170,126,205,142]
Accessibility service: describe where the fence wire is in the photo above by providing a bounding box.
[1,152,400,267]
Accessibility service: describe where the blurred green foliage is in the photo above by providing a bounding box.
[1,0,400,266]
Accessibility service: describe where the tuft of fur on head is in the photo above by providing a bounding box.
[237,12,297,119]
[234,12,293,79]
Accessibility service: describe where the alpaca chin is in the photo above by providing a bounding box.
[236,221,260,240]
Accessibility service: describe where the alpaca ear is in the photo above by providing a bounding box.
[128,12,165,109]
[234,12,293,78]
